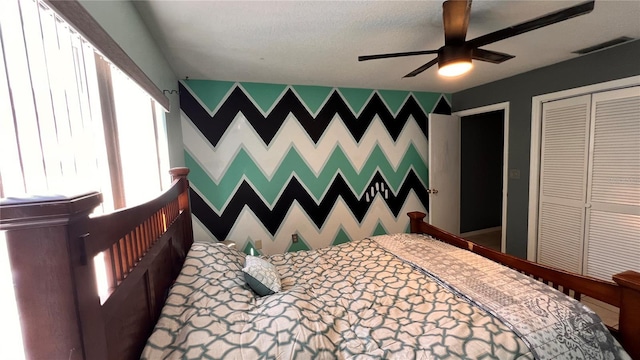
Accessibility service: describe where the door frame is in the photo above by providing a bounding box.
[453,102,509,253]
[527,76,639,261]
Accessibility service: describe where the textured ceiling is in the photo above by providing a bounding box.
[134,0,640,93]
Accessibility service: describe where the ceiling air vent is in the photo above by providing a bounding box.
[572,37,635,55]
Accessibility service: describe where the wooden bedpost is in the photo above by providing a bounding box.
[169,166,190,179]
[169,167,190,214]
[407,211,427,233]
[170,167,190,186]
[612,271,640,359]
[169,167,193,254]
[0,192,102,360]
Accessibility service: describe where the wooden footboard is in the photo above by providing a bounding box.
[408,211,640,359]
[0,168,193,360]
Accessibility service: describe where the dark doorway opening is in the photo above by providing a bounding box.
[460,110,504,251]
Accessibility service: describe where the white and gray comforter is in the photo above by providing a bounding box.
[141,234,628,359]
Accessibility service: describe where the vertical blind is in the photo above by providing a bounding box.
[1,0,106,197]
[0,0,171,211]
[1,1,173,357]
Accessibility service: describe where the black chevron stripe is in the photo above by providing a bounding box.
[190,170,429,241]
[433,96,452,115]
[180,83,450,147]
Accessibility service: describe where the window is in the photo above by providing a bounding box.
[0,0,172,356]
[0,0,170,211]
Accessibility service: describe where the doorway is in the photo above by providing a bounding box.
[454,103,509,252]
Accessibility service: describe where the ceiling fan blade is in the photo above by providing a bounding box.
[358,50,438,61]
[443,0,472,45]
[466,0,595,49]
[472,48,515,64]
[403,58,439,78]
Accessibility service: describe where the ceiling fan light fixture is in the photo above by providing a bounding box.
[438,60,473,77]
[359,0,595,79]
[437,45,473,77]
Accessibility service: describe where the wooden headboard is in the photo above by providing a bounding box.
[0,168,194,360]
[408,211,640,359]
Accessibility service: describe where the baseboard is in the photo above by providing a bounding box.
[460,226,502,238]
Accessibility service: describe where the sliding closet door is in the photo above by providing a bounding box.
[537,95,591,273]
[583,86,640,281]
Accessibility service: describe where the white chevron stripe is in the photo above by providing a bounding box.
[182,111,428,182]
[218,192,427,255]
[192,215,216,243]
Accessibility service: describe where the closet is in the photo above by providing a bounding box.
[537,86,640,281]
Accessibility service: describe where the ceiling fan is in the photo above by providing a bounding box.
[358,0,595,78]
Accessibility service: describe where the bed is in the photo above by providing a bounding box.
[1,167,638,359]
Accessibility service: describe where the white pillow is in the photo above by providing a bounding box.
[242,255,281,296]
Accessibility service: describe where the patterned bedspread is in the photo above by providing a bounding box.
[375,234,629,360]
[141,234,627,359]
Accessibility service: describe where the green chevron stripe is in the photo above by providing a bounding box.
[412,92,443,114]
[287,235,311,252]
[292,85,333,114]
[243,241,262,256]
[372,222,388,236]
[337,87,373,114]
[240,82,287,112]
[183,80,445,120]
[183,79,235,113]
[378,90,409,115]
[332,228,352,246]
[185,144,428,210]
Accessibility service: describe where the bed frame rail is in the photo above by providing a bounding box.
[408,211,640,359]
[0,167,193,360]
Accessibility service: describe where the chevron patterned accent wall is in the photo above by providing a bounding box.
[180,80,451,255]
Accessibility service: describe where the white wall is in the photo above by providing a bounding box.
[78,0,184,168]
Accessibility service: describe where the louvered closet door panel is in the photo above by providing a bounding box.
[584,86,640,281]
[589,87,640,206]
[538,203,585,273]
[537,95,591,273]
[540,96,591,201]
[585,211,640,280]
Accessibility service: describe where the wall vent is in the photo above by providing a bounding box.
[572,37,635,55]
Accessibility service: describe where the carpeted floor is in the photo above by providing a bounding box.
[465,230,502,252]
